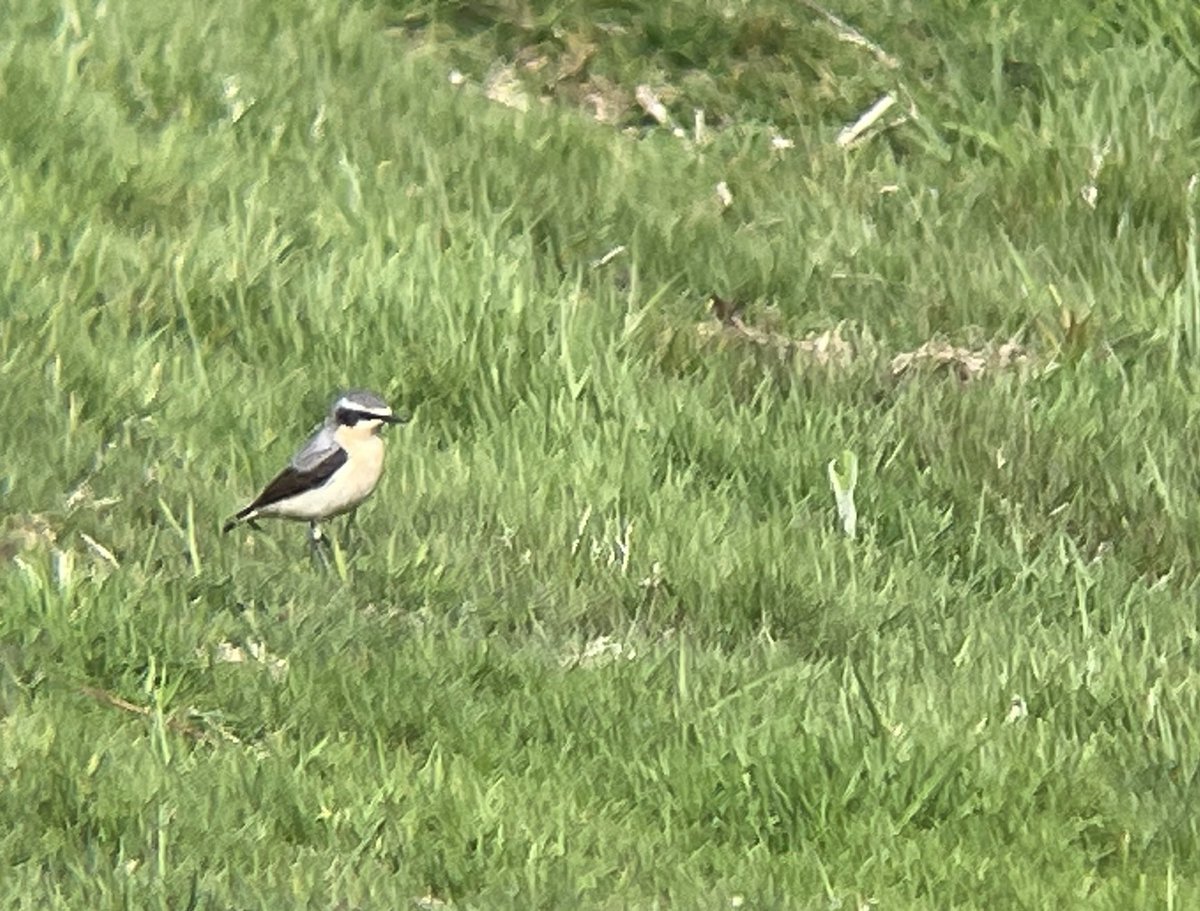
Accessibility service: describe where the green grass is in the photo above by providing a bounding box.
[3,0,1200,906]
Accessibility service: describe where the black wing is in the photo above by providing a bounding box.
[225,446,348,528]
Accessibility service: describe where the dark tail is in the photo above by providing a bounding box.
[222,505,256,534]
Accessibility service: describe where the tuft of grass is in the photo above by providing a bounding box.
[3,0,1200,907]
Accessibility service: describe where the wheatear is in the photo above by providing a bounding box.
[223,390,407,560]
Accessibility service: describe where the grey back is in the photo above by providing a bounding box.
[290,422,342,471]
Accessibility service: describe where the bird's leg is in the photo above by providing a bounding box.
[342,509,361,550]
[308,521,330,570]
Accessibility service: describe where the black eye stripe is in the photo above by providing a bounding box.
[336,408,389,425]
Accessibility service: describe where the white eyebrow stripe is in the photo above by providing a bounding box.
[335,398,392,416]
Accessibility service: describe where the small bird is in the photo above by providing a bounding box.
[223,389,407,561]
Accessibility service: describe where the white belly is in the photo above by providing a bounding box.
[261,438,385,521]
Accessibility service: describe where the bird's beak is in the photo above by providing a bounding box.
[381,411,410,425]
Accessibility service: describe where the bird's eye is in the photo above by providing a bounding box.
[336,408,359,425]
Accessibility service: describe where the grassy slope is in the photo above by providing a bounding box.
[2,0,1200,906]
